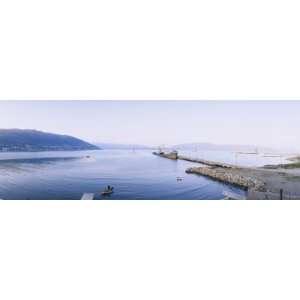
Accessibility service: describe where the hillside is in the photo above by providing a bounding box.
[0,129,100,152]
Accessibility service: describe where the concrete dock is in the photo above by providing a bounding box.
[81,193,94,200]
[178,155,238,168]
[153,151,238,168]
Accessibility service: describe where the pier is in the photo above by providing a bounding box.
[81,193,94,200]
[153,151,238,168]
[178,155,238,169]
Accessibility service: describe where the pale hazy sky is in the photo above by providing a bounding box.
[0,101,299,149]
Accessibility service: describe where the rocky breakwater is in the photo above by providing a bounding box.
[186,166,266,192]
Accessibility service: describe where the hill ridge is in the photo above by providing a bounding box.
[0,129,100,152]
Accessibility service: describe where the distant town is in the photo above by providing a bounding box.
[0,145,97,152]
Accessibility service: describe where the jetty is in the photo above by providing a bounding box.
[178,155,238,168]
[153,151,238,168]
[153,151,300,199]
[153,151,178,160]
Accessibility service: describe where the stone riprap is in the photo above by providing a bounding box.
[186,166,266,191]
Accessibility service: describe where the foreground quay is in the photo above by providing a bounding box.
[153,151,300,200]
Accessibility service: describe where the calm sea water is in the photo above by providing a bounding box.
[0,149,289,200]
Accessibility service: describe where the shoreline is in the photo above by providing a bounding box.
[154,151,300,200]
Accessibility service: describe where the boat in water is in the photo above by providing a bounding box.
[101,186,114,196]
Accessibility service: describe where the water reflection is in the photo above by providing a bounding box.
[0,150,246,200]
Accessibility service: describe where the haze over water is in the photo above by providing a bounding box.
[0,101,298,199]
[1,101,300,151]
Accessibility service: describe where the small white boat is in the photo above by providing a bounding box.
[223,191,246,200]
[81,193,94,200]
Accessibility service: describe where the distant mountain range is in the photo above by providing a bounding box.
[0,129,100,152]
[95,142,280,152]
[168,143,287,153]
[95,143,153,150]
[171,143,260,151]
[0,129,295,154]
[96,142,294,153]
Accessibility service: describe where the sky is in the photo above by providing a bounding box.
[0,100,299,149]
